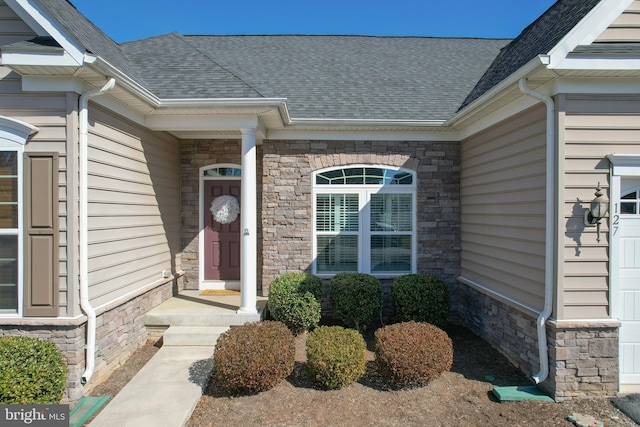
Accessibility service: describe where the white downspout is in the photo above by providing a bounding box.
[518,78,555,385]
[79,78,116,384]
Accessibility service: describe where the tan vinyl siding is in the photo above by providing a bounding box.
[0,0,37,46]
[86,106,180,308]
[560,93,640,319]
[0,63,71,316]
[460,105,547,311]
[595,0,640,42]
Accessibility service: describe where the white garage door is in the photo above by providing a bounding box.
[617,183,640,391]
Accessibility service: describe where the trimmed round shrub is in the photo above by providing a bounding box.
[329,273,382,331]
[391,274,450,327]
[375,321,453,387]
[0,336,67,404]
[213,321,295,394]
[306,326,367,390]
[268,272,323,334]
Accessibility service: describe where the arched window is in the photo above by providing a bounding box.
[313,166,416,275]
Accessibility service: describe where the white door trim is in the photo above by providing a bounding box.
[198,164,242,291]
[608,154,640,392]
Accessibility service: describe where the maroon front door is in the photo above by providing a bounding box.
[203,180,241,280]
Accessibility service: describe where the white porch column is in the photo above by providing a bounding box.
[238,128,258,314]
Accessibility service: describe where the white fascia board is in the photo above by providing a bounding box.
[267,128,459,141]
[157,98,291,127]
[457,94,540,140]
[552,77,640,95]
[0,50,81,67]
[4,0,87,66]
[289,118,447,128]
[547,0,635,68]
[607,154,640,176]
[93,94,148,127]
[158,98,288,109]
[21,74,149,126]
[90,57,160,107]
[145,114,259,132]
[551,57,640,71]
[21,75,89,94]
[448,55,550,128]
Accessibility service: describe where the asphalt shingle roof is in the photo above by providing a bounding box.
[459,0,603,110]
[37,0,148,87]
[120,33,262,99]
[122,35,508,121]
[24,0,606,121]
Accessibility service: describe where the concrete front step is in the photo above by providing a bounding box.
[144,293,264,328]
[162,326,229,346]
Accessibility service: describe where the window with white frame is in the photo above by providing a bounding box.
[0,150,20,314]
[313,166,416,275]
[620,187,640,215]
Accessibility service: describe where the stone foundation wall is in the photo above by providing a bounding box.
[0,279,176,403]
[457,281,620,400]
[457,281,540,376]
[548,323,619,400]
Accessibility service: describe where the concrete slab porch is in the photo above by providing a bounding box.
[144,290,267,328]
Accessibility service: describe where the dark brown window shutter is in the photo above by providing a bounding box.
[23,152,59,317]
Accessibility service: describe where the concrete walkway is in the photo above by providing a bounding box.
[89,291,266,427]
[88,345,215,427]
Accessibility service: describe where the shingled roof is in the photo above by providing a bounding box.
[122,35,508,121]
[24,0,605,121]
[37,0,148,88]
[459,0,603,110]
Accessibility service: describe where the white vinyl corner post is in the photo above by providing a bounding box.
[238,128,258,314]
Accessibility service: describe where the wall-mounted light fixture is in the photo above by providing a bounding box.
[584,183,608,242]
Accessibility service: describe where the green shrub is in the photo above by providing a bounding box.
[391,274,450,327]
[375,321,453,387]
[213,321,295,394]
[0,336,67,404]
[329,273,382,331]
[268,272,323,334]
[306,326,367,390]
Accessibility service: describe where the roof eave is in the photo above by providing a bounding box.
[447,55,551,128]
[289,117,447,129]
[4,0,87,64]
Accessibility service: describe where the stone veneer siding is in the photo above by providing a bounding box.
[547,323,619,400]
[457,282,619,400]
[180,139,461,297]
[261,140,461,296]
[0,279,176,403]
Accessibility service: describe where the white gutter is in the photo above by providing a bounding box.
[518,78,555,385]
[79,77,116,384]
[288,118,447,128]
[448,55,551,128]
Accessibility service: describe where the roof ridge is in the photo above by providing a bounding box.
[175,33,265,98]
[182,34,511,41]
